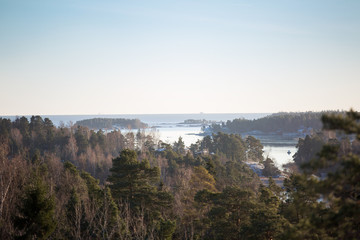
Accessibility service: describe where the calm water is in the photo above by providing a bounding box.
[264,145,297,168]
[248,134,299,168]
[1,113,298,167]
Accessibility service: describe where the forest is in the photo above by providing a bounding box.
[209,111,340,134]
[0,111,359,239]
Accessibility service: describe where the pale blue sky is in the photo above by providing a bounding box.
[1,0,359,115]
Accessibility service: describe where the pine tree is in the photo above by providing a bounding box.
[14,174,56,240]
[108,149,160,210]
[244,186,287,240]
[280,110,360,239]
[306,110,360,239]
[159,219,176,240]
[108,149,173,236]
[262,157,281,177]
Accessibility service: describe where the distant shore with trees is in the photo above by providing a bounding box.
[207,111,342,136]
[75,118,148,130]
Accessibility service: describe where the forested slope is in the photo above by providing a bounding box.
[210,111,340,134]
[1,111,359,239]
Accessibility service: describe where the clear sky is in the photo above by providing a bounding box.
[1,0,359,115]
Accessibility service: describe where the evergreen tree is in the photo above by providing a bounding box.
[108,149,160,210]
[159,219,176,240]
[246,135,264,161]
[244,186,287,240]
[280,110,360,239]
[196,187,257,239]
[14,174,56,240]
[262,157,281,177]
[293,133,325,168]
[173,137,186,155]
[99,187,124,239]
[108,149,173,236]
[304,110,360,239]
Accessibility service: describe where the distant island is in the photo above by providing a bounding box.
[75,118,148,130]
[207,111,342,136]
[180,119,217,125]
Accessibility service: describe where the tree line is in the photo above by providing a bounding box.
[209,111,341,134]
[0,111,359,239]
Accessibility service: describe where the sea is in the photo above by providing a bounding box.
[2,113,298,168]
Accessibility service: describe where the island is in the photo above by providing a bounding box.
[75,118,148,130]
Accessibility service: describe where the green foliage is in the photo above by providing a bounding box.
[196,187,257,239]
[268,176,282,197]
[293,133,325,167]
[302,110,360,239]
[204,157,216,177]
[28,116,56,153]
[80,170,102,203]
[280,174,320,224]
[102,186,122,229]
[14,174,56,240]
[242,186,288,240]
[173,137,186,155]
[211,132,247,161]
[245,206,287,240]
[246,135,264,161]
[280,110,360,239]
[189,166,217,193]
[74,126,89,154]
[215,160,260,189]
[108,149,173,235]
[64,161,79,175]
[0,118,12,141]
[200,135,213,150]
[108,150,160,207]
[159,219,176,240]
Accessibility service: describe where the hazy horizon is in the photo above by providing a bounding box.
[0,109,347,118]
[1,0,359,115]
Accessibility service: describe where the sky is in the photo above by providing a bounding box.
[1,0,360,115]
